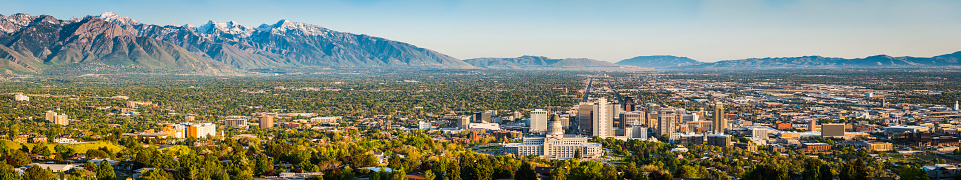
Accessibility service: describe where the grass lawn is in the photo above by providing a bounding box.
[1,140,124,153]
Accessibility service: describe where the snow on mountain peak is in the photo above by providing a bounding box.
[97,11,141,25]
[196,20,254,38]
[255,19,328,36]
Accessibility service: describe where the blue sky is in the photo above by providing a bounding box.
[3,0,961,62]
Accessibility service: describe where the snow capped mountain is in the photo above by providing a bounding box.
[196,20,255,38]
[97,11,141,25]
[0,13,37,33]
[0,13,236,75]
[256,19,329,36]
[38,11,476,69]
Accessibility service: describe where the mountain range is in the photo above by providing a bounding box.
[610,53,961,69]
[463,56,626,70]
[1,12,960,75]
[615,55,701,68]
[0,12,475,75]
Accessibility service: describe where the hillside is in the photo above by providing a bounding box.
[616,55,702,68]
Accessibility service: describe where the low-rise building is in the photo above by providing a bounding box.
[25,164,73,173]
[923,164,959,180]
[706,134,732,147]
[803,143,831,152]
[13,93,28,101]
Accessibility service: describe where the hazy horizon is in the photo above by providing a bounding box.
[4,0,961,62]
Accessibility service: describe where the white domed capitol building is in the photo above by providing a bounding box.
[504,114,604,159]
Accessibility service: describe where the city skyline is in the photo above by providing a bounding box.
[4,0,961,62]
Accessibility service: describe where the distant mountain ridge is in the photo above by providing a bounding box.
[611,52,961,69]
[688,53,961,69]
[464,55,628,70]
[616,55,702,68]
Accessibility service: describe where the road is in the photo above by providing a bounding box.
[583,77,594,102]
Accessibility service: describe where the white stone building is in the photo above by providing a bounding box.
[504,114,603,159]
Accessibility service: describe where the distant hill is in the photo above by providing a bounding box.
[616,55,702,68]
[464,56,628,70]
[689,53,961,69]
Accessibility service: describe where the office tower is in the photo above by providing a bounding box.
[559,114,572,128]
[646,103,659,114]
[809,120,817,132]
[473,111,493,123]
[260,115,274,129]
[530,109,549,131]
[752,129,768,140]
[624,96,637,112]
[183,123,216,138]
[225,119,248,128]
[697,108,706,120]
[418,121,431,130]
[458,116,470,129]
[621,112,643,129]
[631,126,648,139]
[658,108,677,136]
[714,102,726,134]
[45,111,56,122]
[54,114,68,126]
[593,98,613,138]
[821,123,845,138]
[577,102,594,134]
[682,114,699,123]
[611,101,621,119]
[956,101,959,111]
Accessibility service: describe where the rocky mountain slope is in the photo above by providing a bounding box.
[0,12,476,75]
[0,13,234,75]
[98,12,474,69]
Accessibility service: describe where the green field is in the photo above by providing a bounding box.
[1,140,124,153]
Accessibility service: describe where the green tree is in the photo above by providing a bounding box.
[803,159,823,180]
[899,165,927,180]
[96,161,116,180]
[8,150,31,167]
[839,159,867,180]
[0,163,20,180]
[424,170,436,180]
[674,165,698,178]
[569,161,604,180]
[254,154,274,176]
[24,165,52,180]
[134,150,151,169]
[550,166,568,180]
[340,167,355,180]
[819,164,833,180]
[743,163,788,180]
[620,163,640,180]
[515,161,537,180]
[140,169,173,180]
[393,168,408,180]
[649,170,672,180]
